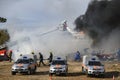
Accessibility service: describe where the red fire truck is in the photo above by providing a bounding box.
[0,45,9,61]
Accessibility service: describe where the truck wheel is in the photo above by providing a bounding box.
[87,74,91,77]
[86,70,90,77]
[100,74,105,78]
[63,73,67,76]
[49,73,53,76]
[82,67,84,73]
[85,69,88,74]
[12,72,16,75]
[86,71,91,77]
[33,66,36,74]
[34,66,37,71]
[27,69,31,75]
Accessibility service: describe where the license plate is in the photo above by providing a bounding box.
[56,70,60,74]
[95,72,99,75]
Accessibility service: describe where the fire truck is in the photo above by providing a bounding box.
[0,44,9,61]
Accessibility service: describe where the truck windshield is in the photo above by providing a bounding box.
[15,59,29,64]
[51,60,66,65]
[88,61,101,66]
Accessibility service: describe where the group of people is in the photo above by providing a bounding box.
[32,52,53,67]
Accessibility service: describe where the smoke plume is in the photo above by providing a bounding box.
[6,24,92,61]
[75,0,120,50]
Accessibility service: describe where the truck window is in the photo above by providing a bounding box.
[51,60,65,65]
[88,61,101,66]
[15,59,29,64]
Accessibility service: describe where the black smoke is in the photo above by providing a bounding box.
[75,0,120,47]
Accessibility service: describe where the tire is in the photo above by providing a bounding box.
[49,73,53,76]
[63,73,67,76]
[86,69,89,76]
[86,70,92,77]
[33,66,36,74]
[87,74,91,77]
[100,74,105,78]
[82,67,84,73]
[85,69,87,74]
[11,72,16,75]
[66,67,68,71]
[27,69,31,75]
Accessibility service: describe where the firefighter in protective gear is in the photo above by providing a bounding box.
[20,54,22,56]
[38,52,45,67]
[74,51,81,61]
[8,50,12,62]
[31,51,35,55]
[48,52,53,63]
[31,51,38,64]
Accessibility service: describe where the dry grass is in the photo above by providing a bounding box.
[0,61,120,80]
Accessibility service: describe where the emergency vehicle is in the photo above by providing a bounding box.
[11,56,37,75]
[82,55,105,77]
[0,45,9,61]
[49,57,68,76]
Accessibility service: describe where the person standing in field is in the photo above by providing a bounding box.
[48,52,53,64]
[38,52,45,67]
[8,50,12,62]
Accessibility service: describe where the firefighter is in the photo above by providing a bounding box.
[74,51,81,61]
[31,51,35,55]
[48,52,53,64]
[32,51,38,64]
[20,54,22,56]
[33,55,37,63]
[8,50,12,62]
[62,20,67,31]
[38,52,45,67]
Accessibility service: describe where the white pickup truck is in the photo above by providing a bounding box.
[49,57,68,76]
[11,57,37,75]
[82,55,105,77]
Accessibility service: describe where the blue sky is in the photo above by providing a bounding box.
[0,0,91,27]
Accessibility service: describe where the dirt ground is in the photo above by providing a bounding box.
[0,61,120,80]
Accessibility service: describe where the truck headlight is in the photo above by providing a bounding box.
[12,65,16,69]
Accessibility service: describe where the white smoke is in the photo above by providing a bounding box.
[7,24,92,61]
[0,0,91,60]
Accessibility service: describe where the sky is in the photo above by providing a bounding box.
[0,0,90,27]
[0,0,91,60]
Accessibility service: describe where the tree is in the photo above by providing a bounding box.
[0,17,7,23]
[0,17,9,45]
[0,30,10,45]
